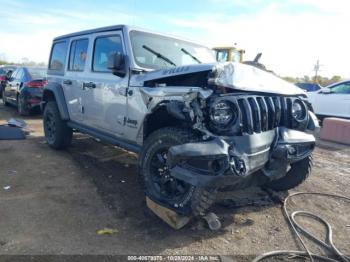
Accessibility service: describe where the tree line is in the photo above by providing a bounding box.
[0,58,46,67]
[282,75,342,87]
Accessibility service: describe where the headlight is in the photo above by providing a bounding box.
[292,99,307,121]
[210,100,237,126]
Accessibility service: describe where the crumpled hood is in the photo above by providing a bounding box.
[210,62,305,95]
[131,62,305,96]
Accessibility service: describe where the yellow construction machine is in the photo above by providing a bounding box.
[213,46,245,63]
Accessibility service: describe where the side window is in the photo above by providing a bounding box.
[15,69,24,81]
[331,83,350,94]
[93,35,123,72]
[49,41,68,71]
[10,69,18,81]
[69,39,89,71]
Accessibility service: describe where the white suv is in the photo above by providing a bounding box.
[307,80,350,120]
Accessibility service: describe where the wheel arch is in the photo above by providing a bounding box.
[142,101,192,140]
[42,83,70,120]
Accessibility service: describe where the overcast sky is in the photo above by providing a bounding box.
[0,0,349,77]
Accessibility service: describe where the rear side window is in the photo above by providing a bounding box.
[49,41,68,71]
[15,69,24,81]
[10,69,18,80]
[69,39,89,71]
[93,35,123,72]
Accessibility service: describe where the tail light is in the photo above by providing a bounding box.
[0,76,6,81]
[26,80,48,88]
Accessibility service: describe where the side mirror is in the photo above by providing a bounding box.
[108,53,126,78]
[320,87,332,94]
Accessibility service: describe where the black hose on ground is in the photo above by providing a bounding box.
[253,192,350,262]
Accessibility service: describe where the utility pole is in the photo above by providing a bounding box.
[313,60,321,84]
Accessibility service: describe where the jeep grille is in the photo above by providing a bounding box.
[237,96,294,134]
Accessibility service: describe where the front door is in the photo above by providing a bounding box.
[81,31,128,137]
[6,68,24,103]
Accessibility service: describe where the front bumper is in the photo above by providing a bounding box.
[168,111,318,188]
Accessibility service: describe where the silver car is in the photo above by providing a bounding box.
[42,25,319,217]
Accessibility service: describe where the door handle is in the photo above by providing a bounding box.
[83,82,96,89]
[63,79,72,85]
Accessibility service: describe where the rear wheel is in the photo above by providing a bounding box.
[265,155,313,191]
[43,101,72,150]
[139,127,217,216]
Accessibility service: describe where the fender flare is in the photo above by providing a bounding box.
[41,83,70,120]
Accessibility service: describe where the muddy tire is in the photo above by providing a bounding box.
[43,101,72,150]
[266,155,313,191]
[139,127,217,216]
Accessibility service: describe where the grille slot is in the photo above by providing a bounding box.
[236,96,292,134]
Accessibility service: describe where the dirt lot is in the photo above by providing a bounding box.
[0,101,349,260]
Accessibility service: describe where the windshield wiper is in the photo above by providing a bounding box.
[142,45,176,67]
[181,48,201,64]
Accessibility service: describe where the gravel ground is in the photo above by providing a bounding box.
[0,102,349,261]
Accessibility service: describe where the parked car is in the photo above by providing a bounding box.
[295,82,321,92]
[307,80,350,120]
[0,65,17,98]
[42,25,318,217]
[2,67,47,115]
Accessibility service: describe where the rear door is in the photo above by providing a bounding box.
[64,37,90,123]
[80,31,128,136]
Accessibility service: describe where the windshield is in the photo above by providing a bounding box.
[130,30,216,70]
[28,68,47,79]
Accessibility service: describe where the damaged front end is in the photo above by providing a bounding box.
[167,126,316,189]
[139,62,318,191]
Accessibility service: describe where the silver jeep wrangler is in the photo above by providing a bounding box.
[42,25,318,216]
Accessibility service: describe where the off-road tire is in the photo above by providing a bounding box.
[43,101,72,150]
[266,155,313,191]
[139,127,217,216]
[17,95,30,116]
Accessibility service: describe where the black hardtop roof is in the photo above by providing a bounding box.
[54,24,128,41]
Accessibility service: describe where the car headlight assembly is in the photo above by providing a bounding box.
[292,99,307,121]
[210,100,237,127]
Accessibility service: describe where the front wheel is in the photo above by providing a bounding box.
[43,101,72,150]
[139,127,217,216]
[265,155,313,191]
